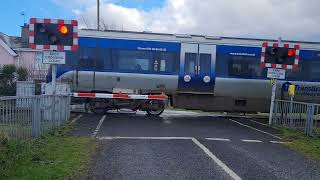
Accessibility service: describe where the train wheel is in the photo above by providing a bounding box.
[146,100,165,116]
[89,99,108,114]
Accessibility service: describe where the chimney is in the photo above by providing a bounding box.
[21,23,29,46]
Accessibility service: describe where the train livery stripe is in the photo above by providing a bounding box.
[79,37,181,52]
[73,93,168,100]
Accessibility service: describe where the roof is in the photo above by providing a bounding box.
[0,33,17,56]
[80,29,320,50]
[81,29,320,44]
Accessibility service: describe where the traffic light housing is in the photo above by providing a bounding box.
[265,47,296,64]
[261,42,300,70]
[29,18,78,51]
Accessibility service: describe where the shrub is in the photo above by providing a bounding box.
[0,64,29,96]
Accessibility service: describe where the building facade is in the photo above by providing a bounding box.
[0,26,49,81]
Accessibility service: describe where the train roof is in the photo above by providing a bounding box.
[79,29,320,50]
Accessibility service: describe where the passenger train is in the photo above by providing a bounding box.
[50,29,320,114]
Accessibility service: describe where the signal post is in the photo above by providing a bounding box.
[28,18,78,94]
[260,37,300,125]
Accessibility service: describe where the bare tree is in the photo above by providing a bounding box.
[81,16,91,29]
[99,18,120,31]
[101,20,109,30]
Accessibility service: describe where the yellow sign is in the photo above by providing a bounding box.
[270,79,277,85]
[288,85,295,97]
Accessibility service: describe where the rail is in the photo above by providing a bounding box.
[272,99,319,136]
[0,95,71,139]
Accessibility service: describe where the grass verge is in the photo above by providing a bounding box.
[278,127,320,160]
[0,123,95,180]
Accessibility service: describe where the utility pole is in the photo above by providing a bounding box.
[97,0,100,30]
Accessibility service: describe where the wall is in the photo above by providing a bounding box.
[0,44,14,65]
[15,51,49,81]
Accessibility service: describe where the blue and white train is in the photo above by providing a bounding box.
[51,29,320,114]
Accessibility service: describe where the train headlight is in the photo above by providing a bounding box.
[203,76,211,83]
[184,75,191,82]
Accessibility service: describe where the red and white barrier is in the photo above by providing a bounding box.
[73,93,168,100]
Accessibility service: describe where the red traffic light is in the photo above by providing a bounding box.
[58,24,69,35]
[288,49,296,57]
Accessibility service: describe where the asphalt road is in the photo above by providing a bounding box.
[71,110,320,180]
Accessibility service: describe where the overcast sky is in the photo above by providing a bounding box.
[2,0,320,41]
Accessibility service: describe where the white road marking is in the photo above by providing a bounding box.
[163,119,172,124]
[247,119,269,126]
[92,115,107,138]
[97,136,241,179]
[270,141,290,144]
[206,138,231,142]
[71,114,83,124]
[97,136,192,140]
[229,119,282,140]
[241,139,263,143]
[191,138,242,180]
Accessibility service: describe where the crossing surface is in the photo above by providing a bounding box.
[71,110,320,180]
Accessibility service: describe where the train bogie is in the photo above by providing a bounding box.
[73,93,167,116]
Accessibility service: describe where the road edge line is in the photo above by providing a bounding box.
[206,138,231,142]
[70,114,83,124]
[229,119,282,140]
[92,115,107,138]
[270,141,290,144]
[247,119,269,126]
[191,138,242,180]
[241,139,263,143]
[97,136,192,140]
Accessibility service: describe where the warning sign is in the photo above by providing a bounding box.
[42,51,66,64]
[267,68,286,80]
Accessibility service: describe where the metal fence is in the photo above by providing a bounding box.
[272,99,319,136]
[0,95,71,139]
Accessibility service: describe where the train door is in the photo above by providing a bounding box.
[178,43,216,93]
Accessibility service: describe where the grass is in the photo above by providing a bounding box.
[277,127,320,160]
[0,123,95,180]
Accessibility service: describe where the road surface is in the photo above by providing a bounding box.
[71,110,320,180]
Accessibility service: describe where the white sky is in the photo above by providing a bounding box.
[54,0,320,41]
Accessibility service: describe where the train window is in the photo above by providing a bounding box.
[78,47,95,70]
[115,50,153,72]
[308,61,320,81]
[95,48,112,70]
[289,60,320,81]
[160,59,166,71]
[227,56,264,78]
[65,51,78,68]
[216,52,266,79]
[78,47,112,71]
[158,52,179,73]
[285,61,306,81]
[200,53,211,74]
[185,53,197,75]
